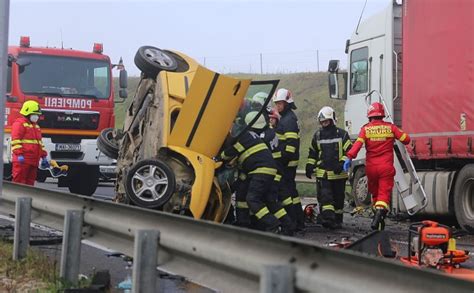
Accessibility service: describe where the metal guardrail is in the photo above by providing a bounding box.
[0,182,473,292]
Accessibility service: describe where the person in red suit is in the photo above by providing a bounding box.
[344,102,410,230]
[11,100,49,185]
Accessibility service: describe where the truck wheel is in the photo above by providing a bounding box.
[351,166,371,207]
[453,164,474,233]
[125,159,176,209]
[68,166,99,196]
[36,170,48,183]
[134,46,178,77]
[97,128,119,159]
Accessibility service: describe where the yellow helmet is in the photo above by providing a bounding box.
[19,100,42,116]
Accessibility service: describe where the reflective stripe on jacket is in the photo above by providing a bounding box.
[11,116,47,165]
[306,124,351,180]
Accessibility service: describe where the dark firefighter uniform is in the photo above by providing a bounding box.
[275,106,305,229]
[220,130,281,232]
[306,125,351,228]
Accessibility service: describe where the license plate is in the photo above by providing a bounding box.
[55,143,81,152]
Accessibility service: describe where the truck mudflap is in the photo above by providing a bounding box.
[367,90,428,215]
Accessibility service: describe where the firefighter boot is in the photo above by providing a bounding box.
[280,215,297,236]
[371,208,388,231]
[320,210,336,230]
[334,213,343,229]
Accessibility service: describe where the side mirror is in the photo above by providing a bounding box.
[119,89,128,99]
[119,69,128,89]
[16,57,31,67]
[328,60,340,73]
[328,73,339,99]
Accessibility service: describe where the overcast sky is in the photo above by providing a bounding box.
[8,0,391,76]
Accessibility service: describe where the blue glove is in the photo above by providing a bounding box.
[40,158,50,169]
[343,159,352,172]
[18,155,24,164]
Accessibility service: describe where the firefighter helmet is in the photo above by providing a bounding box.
[252,92,268,106]
[317,106,336,123]
[367,102,385,118]
[272,88,294,104]
[20,100,42,116]
[245,111,267,130]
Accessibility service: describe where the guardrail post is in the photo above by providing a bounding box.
[132,229,160,293]
[13,197,31,260]
[260,265,294,293]
[60,210,83,284]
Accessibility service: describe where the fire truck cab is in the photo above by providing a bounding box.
[5,36,127,195]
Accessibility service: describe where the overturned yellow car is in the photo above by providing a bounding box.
[109,46,278,222]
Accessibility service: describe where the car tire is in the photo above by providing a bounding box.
[351,166,371,208]
[97,128,119,159]
[453,164,474,233]
[125,159,176,209]
[134,46,178,77]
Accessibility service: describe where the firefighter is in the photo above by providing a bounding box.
[305,106,351,229]
[272,88,305,231]
[11,100,49,185]
[218,124,281,233]
[344,102,411,230]
[244,111,296,235]
[268,108,280,129]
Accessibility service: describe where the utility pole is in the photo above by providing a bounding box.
[317,50,320,72]
[0,0,10,196]
[260,53,263,74]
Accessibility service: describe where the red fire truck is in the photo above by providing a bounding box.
[5,36,127,195]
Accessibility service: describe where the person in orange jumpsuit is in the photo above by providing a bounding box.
[11,100,49,185]
[343,102,410,230]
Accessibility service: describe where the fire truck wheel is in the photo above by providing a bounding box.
[453,164,474,233]
[97,128,119,159]
[351,166,371,208]
[125,159,176,209]
[36,170,48,183]
[134,46,178,77]
[68,166,99,196]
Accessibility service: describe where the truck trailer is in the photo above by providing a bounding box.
[5,36,127,195]
[328,0,474,232]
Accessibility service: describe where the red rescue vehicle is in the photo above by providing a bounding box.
[5,36,127,195]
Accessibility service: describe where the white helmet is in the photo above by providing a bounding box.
[252,92,268,106]
[245,111,267,130]
[272,88,294,104]
[317,106,336,124]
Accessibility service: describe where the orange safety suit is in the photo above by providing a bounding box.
[346,120,410,209]
[11,116,47,185]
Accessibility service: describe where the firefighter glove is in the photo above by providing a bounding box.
[334,162,344,174]
[18,155,24,164]
[343,159,352,172]
[40,158,50,169]
[305,164,314,179]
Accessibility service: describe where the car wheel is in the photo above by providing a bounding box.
[453,164,474,233]
[134,46,178,77]
[68,166,99,196]
[125,159,176,209]
[97,128,119,159]
[36,170,48,182]
[351,166,371,208]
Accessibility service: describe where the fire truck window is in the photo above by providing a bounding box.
[18,54,110,99]
[350,47,368,95]
[6,64,12,93]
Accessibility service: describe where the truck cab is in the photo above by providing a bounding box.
[5,36,127,195]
